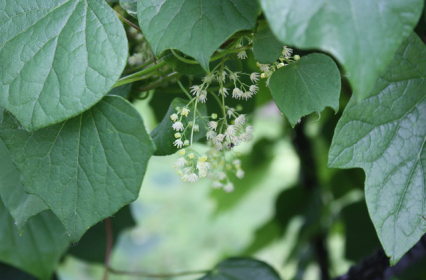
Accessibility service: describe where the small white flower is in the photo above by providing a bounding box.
[215,143,223,151]
[219,87,228,97]
[227,108,235,118]
[218,172,227,181]
[236,169,244,179]
[231,135,241,146]
[193,124,199,132]
[190,85,201,95]
[208,121,218,131]
[213,134,225,144]
[184,140,190,146]
[240,132,253,142]
[173,157,186,169]
[198,91,207,103]
[237,51,247,59]
[258,63,270,73]
[170,113,178,122]
[232,88,243,99]
[197,161,211,172]
[283,46,293,58]
[202,73,214,83]
[212,181,223,189]
[233,159,241,166]
[242,91,253,100]
[229,72,239,81]
[206,130,217,140]
[277,62,286,69]
[234,114,246,127]
[174,133,181,138]
[250,72,260,83]
[173,139,184,148]
[223,182,234,192]
[181,108,190,117]
[246,126,255,134]
[225,125,237,141]
[172,121,184,131]
[249,85,259,94]
[187,173,199,183]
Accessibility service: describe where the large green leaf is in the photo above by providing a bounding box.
[0,201,70,280]
[198,258,281,280]
[259,0,423,101]
[0,139,48,228]
[67,205,135,263]
[0,0,128,131]
[269,53,341,127]
[137,0,259,70]
[328,33,426,264]
[151,98,207,156]
[0,96,155,242]
[252,21,283,64]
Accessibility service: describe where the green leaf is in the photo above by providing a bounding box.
[252,21,283,64]
[0,96,155,242]
[259,0,423,101]
[0,201,70,280]
[0,261,38,280]
[198,258,281,280]
[163,51,206,75]
[120,0,137,18]
[151,98,207,156]
[0,0,128,131]
[137,0,259,70]
[0,138,48,228]
[67,205,135,263]
[328,33,426,264]
[269,53,341,127]
[107,83,132,99]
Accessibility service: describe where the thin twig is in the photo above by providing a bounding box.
[102,218,113,280]
[115,11,142,32]
[109,268,210,278]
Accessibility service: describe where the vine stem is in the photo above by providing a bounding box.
[102,218,113,280]
[136,72,180,92]
[114,11,141,32]
[108,268,210,278]
[114,61,167,88]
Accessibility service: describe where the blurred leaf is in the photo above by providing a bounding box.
[253,21,283,64]
[108,83,132,99]
[342,201,381,262]
[151,98,207,156]
[120,0,137,18]
[0,261,38,280]
[0,138,48,228]
[269,53,341,127]
[0,96,155,242]
[259,0,423,101]
[0,201,70,280]
[67,205,135,263]
[137,0,259,70]
[328,33,426,264]
[0,0,128,131]
[198,258,281,280]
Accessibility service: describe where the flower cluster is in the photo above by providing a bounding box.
[173,149,211,183]
[256,46,300,86]
[170,106,194,148]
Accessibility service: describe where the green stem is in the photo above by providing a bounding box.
[125,59,154,73]
[115,11,141,32]
[114,61,167,87]
[177,80,193,100]
[137,72,180,92]
[109,268,210,278]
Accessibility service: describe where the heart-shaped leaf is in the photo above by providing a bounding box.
[0,139,48,228]
[259,0,423,101]
[0,201,70,280]
[137,0,259,70]
[328,33,426,264]
[252,21,283,64]
[0,96,155,242]
[269,53,341,127]
[0,0,128,131]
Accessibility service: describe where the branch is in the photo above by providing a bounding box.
[102,218,113,280]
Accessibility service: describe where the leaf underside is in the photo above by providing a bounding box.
[137,0,259,70]
[328,33,426,264]
[0,0,128,131]
[260,0,424,101]
[0,96,155,242]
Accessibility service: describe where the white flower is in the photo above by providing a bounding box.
[202,73,214,83]
[229,71,239,81]
[240,132,253,142]
[246,126,255,134]
[213,134,225,144]
[236,169,244,179]
[234,114,246,127]
[223,182,234,192]
[193,124,199,131]
[225,125,237,140]
[197,161,211,172]
[186,173,199,183]
[257,63,270,73]
[184,140,190,146]
[232,88,243,99]
[219,87,228,97]
[208,121,218,131]
[283,46,293,58]
[231,135,241,146]
[220,71,227,82]
[170,113,178,122]
[242,91,253,100]
[173,139,184,148]
[206,130,217,140]
[249,85,259,94]
[215,143,223,151]
[250,72,259,83]
[173,157,186,169]
[212,181,223,189]
[172,121,184,131]
[277,62,286,69]
[198,91,207,103]
[190,85,201,95]
[237,51,247,59]
[199,170,208,178]
[181,108,190,117]
[218,172,227,181]
[227,108,235,118]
